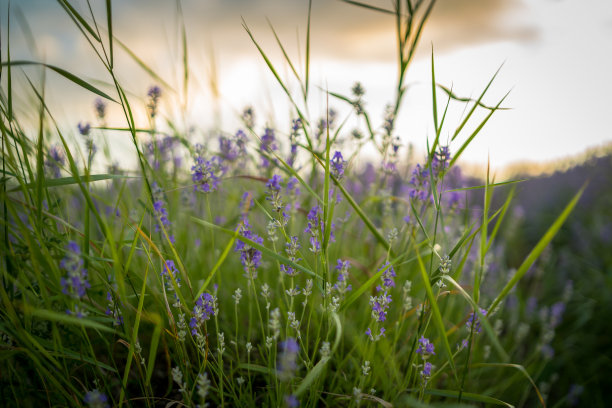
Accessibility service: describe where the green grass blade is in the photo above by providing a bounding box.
[195,226,239,298]
[444,179,526,193]
[113,38,174,90]
[31,309,115,333]
[488,184,586,313]
[451,64,504,141]
[449,90,510,169]
[57,0,102,42]
[106,0,113,68]
[1,61,116,101]
[415,243,457,378]
[8,173,136,192]
[422,388,514,407]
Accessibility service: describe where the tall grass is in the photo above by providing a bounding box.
[0,1,585,407]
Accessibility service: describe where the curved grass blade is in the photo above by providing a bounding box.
[471,363,545,407]
[31,308,114,333]
[294,312,342,397]
[9,173,136,192]
[1,61,116,101]
[422,388,514,407]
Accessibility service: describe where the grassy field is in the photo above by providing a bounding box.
[2,1,607,407]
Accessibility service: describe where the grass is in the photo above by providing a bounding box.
[0,1,593,407]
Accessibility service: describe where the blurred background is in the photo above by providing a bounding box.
[4,0,612,175]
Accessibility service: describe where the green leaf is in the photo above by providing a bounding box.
[31,309,115,333]
[9,173,136,192]
[1,61,116,101]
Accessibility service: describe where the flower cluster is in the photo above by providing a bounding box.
[94,98,106,123]
[105,290,123,326]
[408,164,430,201]
[260,127,278,167]
[432,146,451,176]
[288,118,301,166]
[331,151,347,180]
[466,308,488,334]
[190,292,217,335]
[147,85,162,118]
[145,136,181,171]
[333,259,352,297]
[152,182,175,244]
[281,236,301,278]
[60,241,90,317]
[191,147,225,193]
[416,336,435,384]
[235,221,264,278]
[219,130,247,162]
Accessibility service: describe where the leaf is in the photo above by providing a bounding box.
[1,61,116,101]
[31,309,115,333]
[9,173,136,192]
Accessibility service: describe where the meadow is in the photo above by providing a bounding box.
[1,1,606,407]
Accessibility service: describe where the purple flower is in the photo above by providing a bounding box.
[466,308,487,334]
[285,394,299,408]
[83,389,109,408]
[94,98,107,121]
[416,336,436,356]
[278,338,299,380]
[192,153,225,193]
[260,127,278,167]
[147,85,162,117]
[190,292,216,335]
[45,145,65,178]
[331,151,347,179]
[378,261,396,290]
[78,122,91,136]
[235,221,264,278]
[60,241,90,305]
[421,361,432,378]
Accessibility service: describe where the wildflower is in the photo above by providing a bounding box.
[191,149,225,193]
[260,127,278,167]
[421,361,433,379]
[242,106,255,128]
[331,151,347,179]
[266,174,284,213]
[408,163,430,201]
[416,336,436,357]
[78,122,91,136]
[432,146,451,175]
[285,394,299,408]
[60,241,90,317]
[105,290,123,326]
[190,292,216,335]
[288,119,301,166]
[83,389,109,408]
[278,337,299,381]
[235,221,264,278]
[361,360,371,376]
[94,98,106,122]
[466,308,487,334]
[333,259,352,297]
[147,85,162,118]
[45,145,65,178]
[320,341,331,358]
[232,288,242,305]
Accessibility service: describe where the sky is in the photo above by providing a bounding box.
[4,0,612,175]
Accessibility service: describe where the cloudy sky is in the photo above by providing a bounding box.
[4,0,612,174]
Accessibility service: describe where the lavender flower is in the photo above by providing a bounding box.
[432,146,451,175]
[147,85,162,118]
[190,292,217,335]
[408,164,430,201]
[105,290,123,326]
[466,308,488,334]
[377,261,396,291]
[416,336,436,357]
[60,241,90,316]
[333,259,352,296]
[151,183,175,244]
[45,145,65,178]
[83,389,109,408]
[242,106,255,128]
[331,151,347,179]
[235,220,264,278]
[260,127,278,167]
[278,338,299,381]
[285,394,299,408]
[78,122,91,136]
[191,153,225,193]
[94,98,107,122]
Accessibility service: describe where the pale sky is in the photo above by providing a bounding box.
[4,0,612,174]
